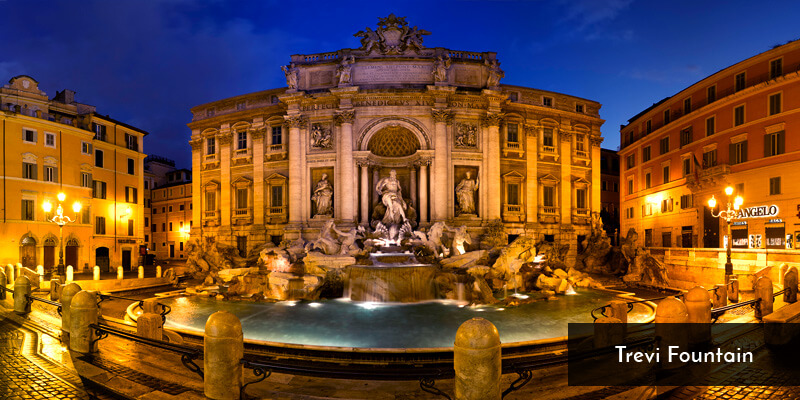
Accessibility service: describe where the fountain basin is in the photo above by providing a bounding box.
[347,264,437,302]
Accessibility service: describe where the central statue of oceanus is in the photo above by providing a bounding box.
[372,169,413,243]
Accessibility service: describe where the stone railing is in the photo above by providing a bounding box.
[233,148,251,157]
[204,154,217,162]
[233,208,252,217]
[505,141,520,149]
[574,150,588,158]
[266,206,285,215]
[504,204,522,213]
[541,145,556,154]
[446,51,486,61]
[203,210,217,219]
[268,144,285,153]
[540,206,557,214]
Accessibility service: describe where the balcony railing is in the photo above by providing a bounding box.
[540,206,557,214]
[573,208,590,216]
[266,206,285,215]
[542,145,556,153]
[233,207,252,217]
[574,150,588,158]
[233,148,251,157]
[505,142,520,149]
[268,144,285,152]
[203,210,217,218]
[504,204,522,213]
[204,154,217,162]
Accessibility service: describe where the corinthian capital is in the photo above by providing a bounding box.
[523,124,538,137]
[251,127,265,140]
[431,109,452,124]
[334,109,356,125]
[559,130,573,141]
[481,112,504,127]
[284,115,307,129]
[217,132,233,145]
[589,136,604,146]
[189,139,203,150]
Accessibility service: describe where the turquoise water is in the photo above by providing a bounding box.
[161,289,651,348]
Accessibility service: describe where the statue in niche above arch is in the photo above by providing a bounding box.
[455,171,479,215]
[375,169,407,225]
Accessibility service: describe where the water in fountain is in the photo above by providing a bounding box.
[347,245,437,302]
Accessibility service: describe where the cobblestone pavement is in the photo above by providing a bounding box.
[0,316,94,400]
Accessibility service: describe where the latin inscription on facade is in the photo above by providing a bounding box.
[354,64,432,83]
[353,99,434,107]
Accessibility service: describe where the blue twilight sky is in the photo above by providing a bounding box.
[2,0,799,169]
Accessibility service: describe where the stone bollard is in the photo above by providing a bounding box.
[156,265,162,278]
[93,266,100,281]
[50,280,63,301]
[60,283,82,338]
[713,284,727,308]
[204,311,243,400]
[13,275,32,315]
[137,299,164,341]
[607,300,628,325]
[728,277,739,303]
[655,297,688,370]
[755,276,774,320]
[117,266,124,280]
[15,263,22,280]
[36,265,44,285]
[593,317,624,348]
[0,269,7,300]
[454,317,501,400]
[784,267,798,304]
[66,265,74,282]
[69,290,98,354]
[685,286,712,344]
[6,264,14,283]
[138,266,144,279]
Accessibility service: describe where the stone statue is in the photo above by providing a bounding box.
[354,27,380,53]
[455,172,479,215]
[427,221,451,257]
[312,174,333,216]
[403,26,430,52]
[281,64,298,90]
[375,169,407,225]
[311,124,332,149]
[313,220,339,255]
[485,59,504,88]
[336,55,355,86]
[451,226,472,256]
[332,225,366,255]
[432,55,451,83]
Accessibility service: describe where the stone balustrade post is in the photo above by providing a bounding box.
[93,266,100,281]
[69,290,98,354]
[608,300,628,324]
[784,267,798,304]
[204,311,243,400]
[728,277,739,303]
[755,276,774,320]
[0,269,7,300]
[117,266,124,280]
[60,283,82,338]
[655,297,688,370]
[713,284,727,308]
[137,299,164,341]
[593,317,624,348]
[13,275,32,315]
[66,265,74,282]
[685,286,711,344]
[454,317,501,400]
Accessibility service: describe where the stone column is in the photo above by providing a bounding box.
[373,168,380,210]
[285,116,305,225]
[483,113,503,221]
[336,110,356,224]
[69,290,98,354]
[559,130,572,225]
[432,109,450,221]
[359,161,369,226]
[252,127,266,226]
[419,161,429,224]
[218,129,233,229]
[524,124,539,226]
[204,311,243,400]
[190,137,203,235]
[590,135,603,212]
[410,166,417,206]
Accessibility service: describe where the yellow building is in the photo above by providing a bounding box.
[0,75,147,272]
[150,169,192,261]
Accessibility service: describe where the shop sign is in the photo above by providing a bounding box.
[732,221,748,226]
[737,205,779,219]
[768,218,783,224]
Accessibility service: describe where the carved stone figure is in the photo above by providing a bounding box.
[332,225,366,255]
[354,15,429,55]
[336,55,355,86]
[312,220,340,255]
[427,221,451,257]
[312,174,333,216]
[455,172,479,215]
[311,124,332,149]
[281,64,298,90]
[354,27,381,53]
[485,59,504,88]
[451,226,472,256]
[432,55,451,83]
[455,123,477,148]
[403,25,430,52]
[375,169,407,225]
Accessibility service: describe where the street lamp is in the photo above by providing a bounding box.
[42,192,82,283]
[707,186,743,282]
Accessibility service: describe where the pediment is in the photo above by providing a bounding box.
[538,173,559,185]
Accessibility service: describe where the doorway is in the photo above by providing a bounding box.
[703,206,720,248]
[96,247,110,271]
[169,244,175,258]
[65,239,79,270]
[19,236,36,270]
[122,249,131,270]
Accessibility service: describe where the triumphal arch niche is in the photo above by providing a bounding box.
[188,14,604,258]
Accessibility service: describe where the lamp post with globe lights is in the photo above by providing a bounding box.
[42,192,82,283]
[707,186,743,282]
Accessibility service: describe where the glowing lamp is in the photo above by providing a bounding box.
[57,192,66,202]
[725,186,734,196]
[42,200,52,213]
[72,202,82,213]
[707,195,717,209]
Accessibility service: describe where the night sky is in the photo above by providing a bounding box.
[3,0,799,169]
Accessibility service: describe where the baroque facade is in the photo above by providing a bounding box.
[620,39,800,250]
[188,15,604,259]
[0,75,147,271]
